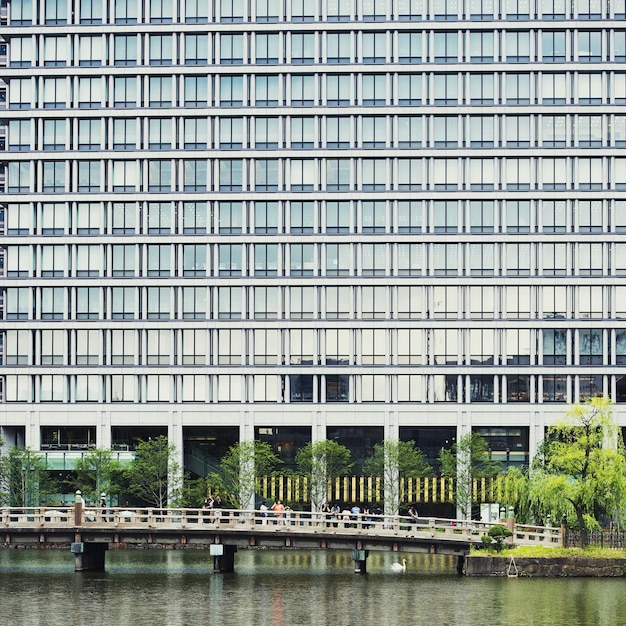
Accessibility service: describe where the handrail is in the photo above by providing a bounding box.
[0,506,561,547]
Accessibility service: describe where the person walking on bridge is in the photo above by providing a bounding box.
[271,499,285,524]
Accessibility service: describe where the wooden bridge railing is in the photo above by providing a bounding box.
[0,506,562,548]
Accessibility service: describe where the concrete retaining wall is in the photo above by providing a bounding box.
[465,556,626,577]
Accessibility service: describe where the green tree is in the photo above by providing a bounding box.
[74,447,124,504]
[439,432,501,519]
[363,440,432,514]
[527,397,626,538]
[295,440,353,510]
[210,440,281,509]
[0,446,52,507]
[124,436,181,508]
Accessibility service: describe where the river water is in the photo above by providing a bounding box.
[1,549,624,626]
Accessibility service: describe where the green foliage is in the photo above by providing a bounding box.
[528,397,626,535]
[180,475,209,508]
[438,432,501,518]
[363,439,432,515]
[295,440,353,510]
[487,525,513,552]
[498,467,533,524]
[0,446,52,506]
[124,436,181,508]
[363,440,433,479]
[216,440,281,509]
[74,448,124,503]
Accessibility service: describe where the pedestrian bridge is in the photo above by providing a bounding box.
[1,506,562,574]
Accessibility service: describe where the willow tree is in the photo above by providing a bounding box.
[363,440,432,515]
[296,440,353,510]
[528,397,626,537]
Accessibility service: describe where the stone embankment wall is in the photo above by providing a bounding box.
[465,556,626,577]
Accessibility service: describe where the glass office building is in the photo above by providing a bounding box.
[1,0,625,471]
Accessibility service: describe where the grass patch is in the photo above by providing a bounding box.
[471,545,626,559]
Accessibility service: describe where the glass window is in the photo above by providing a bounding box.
[183,202,207,234]
[148,35,173,65]
[290,75,315,106]
[470,31,494,62]
[256,33,280,64]
[361,32,387,63]
[326,32,351,63]
[505,200,531,233]
[290,201,315,233]
[469,74,494,104]
[326,74,351,105]
[183,118,208,149]
[185,34,209,64]
[184,76,208,107]
[326,116,351,148]
[505,73,530,105]
[111,245,135,277]
[148,77,173,107]
[361,74,386,105]
[543,329,568,365]
[220,34,244,64]
[253,75,278,106]
[114,77,138,107]
[146,287,171,320]
[112,203,137,234]
[433,74,458,105]
[290,117,314,148]
[291,33,315,64]
[578,31,602,62]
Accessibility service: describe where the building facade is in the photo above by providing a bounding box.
[1,0,625,476]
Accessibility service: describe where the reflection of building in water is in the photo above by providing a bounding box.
[1,1,626,487]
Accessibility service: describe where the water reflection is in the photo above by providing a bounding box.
[1,550,625,626]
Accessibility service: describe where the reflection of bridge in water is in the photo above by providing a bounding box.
[1,506,562,575]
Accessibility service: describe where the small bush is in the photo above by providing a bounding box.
[487,525,513,552]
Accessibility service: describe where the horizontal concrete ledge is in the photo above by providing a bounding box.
[465,556,626,577]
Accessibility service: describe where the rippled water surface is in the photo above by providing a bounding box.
[1,549,625,626]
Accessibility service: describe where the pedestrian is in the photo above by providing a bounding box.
[408,504,419,523]
[202,496,213,523]
[330,503,340,527]
[321,501,331,526]
[260,500,269,525]
[271,499,285,524]
[213,495,223,520]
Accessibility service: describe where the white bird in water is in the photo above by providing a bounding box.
[391,558,407,573]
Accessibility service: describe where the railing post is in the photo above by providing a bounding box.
[74,491,83,527]
[428,518,436,537]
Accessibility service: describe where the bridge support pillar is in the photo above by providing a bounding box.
[71,542,108,572]
[456,554,465,575]
[211,544,237,573]
[352,549,368,575]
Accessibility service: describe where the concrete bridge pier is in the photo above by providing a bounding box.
[71,542,108,572]
[210,544,237,573]
[352,548,368,575]
[456,554,465,575]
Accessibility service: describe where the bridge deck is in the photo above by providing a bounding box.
[1,506,562,554]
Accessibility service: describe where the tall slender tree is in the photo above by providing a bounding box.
[124,436,181,508]
[211,440,281,509]
[296,440,353,510]
[439,432,501,519]
[74,447,124,504]
[363,440,432,514]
